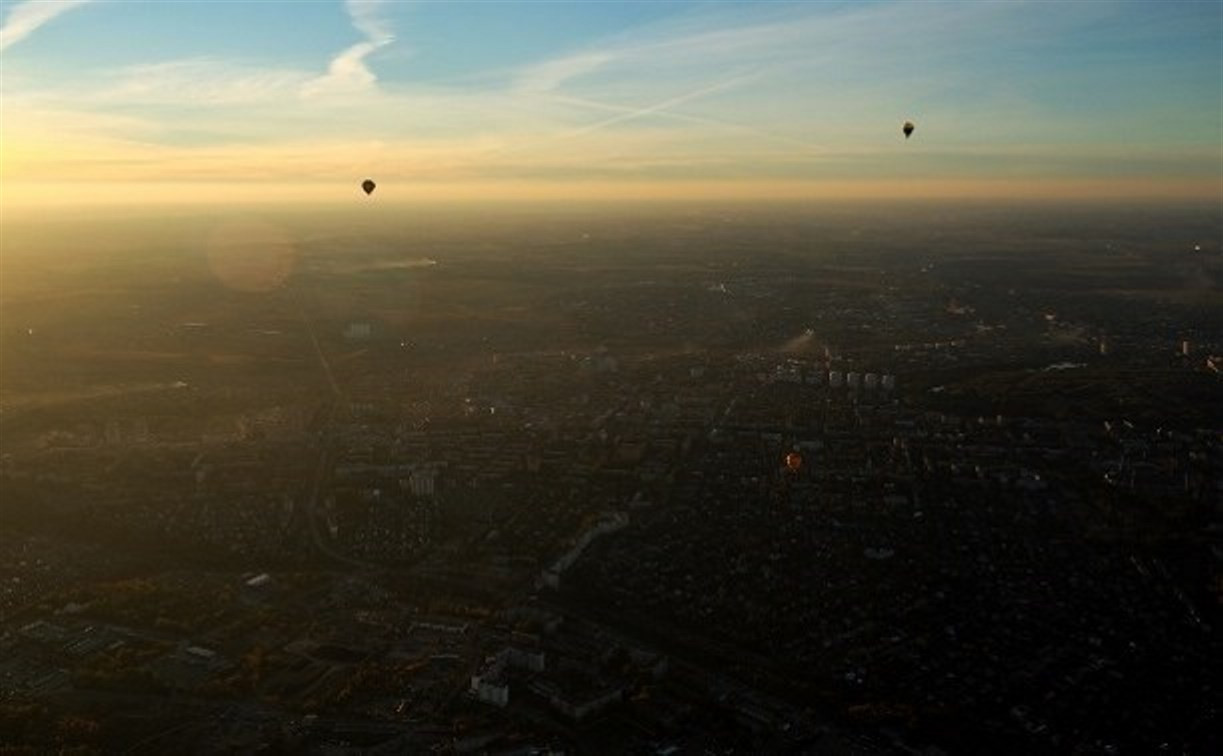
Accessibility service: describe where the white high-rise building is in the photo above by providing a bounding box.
[409,465,437,498]
[343,321,373,341]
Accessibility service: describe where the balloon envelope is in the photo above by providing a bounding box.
[902,121,915,138]
[361,179,376,195]
[784,452,802,472]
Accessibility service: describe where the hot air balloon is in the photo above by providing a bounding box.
[784,451,803,473]
[902,121,915,139]
[361,179,376,195]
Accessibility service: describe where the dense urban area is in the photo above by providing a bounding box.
[1,203,1220,753]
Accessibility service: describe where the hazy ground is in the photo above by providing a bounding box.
[1,199,1220,753]
[3,200,1221,441]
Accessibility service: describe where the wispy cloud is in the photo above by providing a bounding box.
[99,59,309,106]
[345,0,392,43]
[0,0,91,51]
[302,0,395,98]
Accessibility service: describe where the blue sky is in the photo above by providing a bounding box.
[2,0,1220,204]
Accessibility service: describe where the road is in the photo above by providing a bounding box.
[293,294,375,570]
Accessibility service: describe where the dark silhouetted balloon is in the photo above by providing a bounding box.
[902,121,915,139]
[361,179,376,195]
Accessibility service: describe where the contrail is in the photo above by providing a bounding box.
[476,71,763,162]
[548,92,832,156]
[558,71,760,139]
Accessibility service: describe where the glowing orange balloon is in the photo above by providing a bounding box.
[784,452,803,472]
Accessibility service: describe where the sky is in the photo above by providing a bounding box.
[1,0,1221,207]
